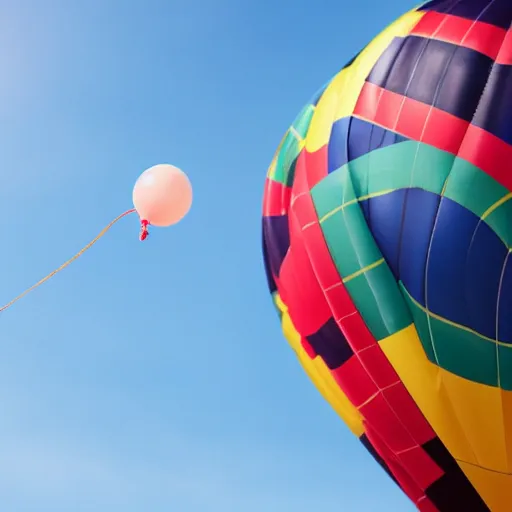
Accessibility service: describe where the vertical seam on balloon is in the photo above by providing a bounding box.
[464,1,511,477]
[422,0,502,473]
[388,13,453,282]
[410,42,460,370]
[460,29,510,473]
[341,38,410,334]
[341,29,386,211]
[363,34,411,241]
[493,17,512,475]
[378,20,451,366]
[496,252,510,386]
[413,0,493,351]
[395,9,460,304]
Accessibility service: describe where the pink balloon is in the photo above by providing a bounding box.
[132,164,192,227]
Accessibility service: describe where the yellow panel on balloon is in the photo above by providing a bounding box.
[275,293,364,437]
[380,325,512,510]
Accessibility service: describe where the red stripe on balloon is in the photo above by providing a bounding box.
[411,11,509,63]
[303,145,328,189]
[287,154,444,497]
[292,158,437,446]
[279,208,332,336]
[354,82,512,192]
[364,424,435,510]
[418,497,439,512]
[497,29,512,66]
[331,356,379,408]
[262,178,292,217]
[397,444,444,497]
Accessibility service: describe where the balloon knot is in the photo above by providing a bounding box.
[139,219,150,241]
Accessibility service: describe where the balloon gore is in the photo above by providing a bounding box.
[132,164,192,227]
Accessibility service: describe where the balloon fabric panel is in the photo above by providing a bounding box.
[262,1,512,510]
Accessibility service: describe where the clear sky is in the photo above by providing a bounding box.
[0,0,417,510]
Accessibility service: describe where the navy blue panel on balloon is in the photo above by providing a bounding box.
[362,188,441,301]
[433,43,493,122]
[426,197,508,342]
[419,0,512,31]
[328,116,409,173]
[361,187,512,343]
[262,215,290,278]
[360,188,407,279]
[366,37,410,95]
[328,117,350,173]
[262,230,277,294]
[473,64,512,146]
[464,221,507,337]
[398,189,441,302]
[367,36,493,123]
[306,317,353,369]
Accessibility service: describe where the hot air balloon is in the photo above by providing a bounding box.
[262,1,512,510]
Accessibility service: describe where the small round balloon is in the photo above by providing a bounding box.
[133,164,192,227]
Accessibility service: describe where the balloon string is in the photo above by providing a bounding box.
[0,208,137,313]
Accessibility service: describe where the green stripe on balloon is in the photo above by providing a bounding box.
[314,141,455,201]
[484,201,512,248]
[401,286,437,364]
[269,104,315,186]
[309,140,511,247]
[311,164,358,219]
[271,130,298,186]
[443,158,509,215]
[315,175,381,277]
[292,104,315,139]
[497,345,512,391]
[399,283,512,390]
[345,264,412,341]
[443,159,512,247]
[355,141,454,196]
[312,170,412,341]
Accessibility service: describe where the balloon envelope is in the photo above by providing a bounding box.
[262,1,512,511]
[133,164,192,227]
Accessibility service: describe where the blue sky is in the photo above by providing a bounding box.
[0,0,416,510]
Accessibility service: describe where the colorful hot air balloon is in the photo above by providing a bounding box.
[262,1,512,510]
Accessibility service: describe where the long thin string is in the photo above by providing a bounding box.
[0,208,137,313]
